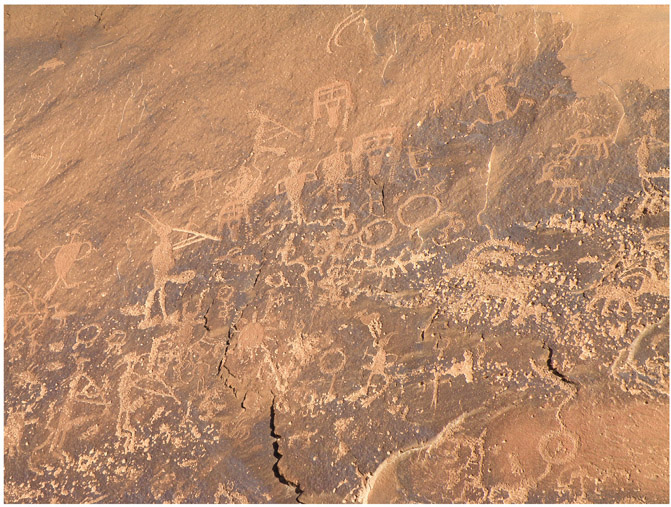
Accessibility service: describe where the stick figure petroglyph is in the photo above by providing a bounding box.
[34,358,110,460]
[347,331,396,408]
[36,232,93,301]
[469,76,535,130]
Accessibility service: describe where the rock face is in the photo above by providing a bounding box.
[4,5,669,503]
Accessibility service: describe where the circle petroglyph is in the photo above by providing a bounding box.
[538,430,578,465]
[74,324,101,349]
[397,194,441,228]
[360,219,396,249]
[320,348,346,374]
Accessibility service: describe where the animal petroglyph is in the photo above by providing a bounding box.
[566,128,611,160]
[310,81,353,138]
[406,147,431,179]
[352,127,402,179]
[536,157,583,204]
[36,233,93,301]
[4,188,33,234]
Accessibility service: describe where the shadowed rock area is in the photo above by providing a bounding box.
[4,5,669,503]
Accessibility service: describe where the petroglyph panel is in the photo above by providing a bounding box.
[4,4,668,503]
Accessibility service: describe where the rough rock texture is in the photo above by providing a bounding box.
[4,5,669,503]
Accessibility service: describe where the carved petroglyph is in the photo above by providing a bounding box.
[35,358,111,460]
[276,157,316,225]
[352,128,402,179]
[37,233,93,301]
[249,109,300,161]
[536,157,583,204]
[170,168,217,197]
[397,193,441,233]
[217,164,262,240]
[326,7,367,54]
[433,212,466,246]
[74,323,102,350]
[406,147,431,179]
[567,129,610,160]
[360,218,396,260]
[315,137,351,201]
[470,76,535,130]
[4,188,33,234]
[319,348,347,401]
[310,81,353,139]
[123,210,218,328]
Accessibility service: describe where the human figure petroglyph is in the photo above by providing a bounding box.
[217,164,262,240]
[469,76,535,130]
[36,232,93,301]
[115,351,179,453]
[414,16,434,41]
[352,128,402,179]
[123,209,217,329]
[276,157,316,225]
[316,137,351,201]
[34,358,111,459]
[170,168,217,197]
[567,129,610,160]
[348,331,396,407]
[536,157,583,204]
[310,81,353,139]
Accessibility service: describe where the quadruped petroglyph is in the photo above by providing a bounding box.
[4,5,669,504]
